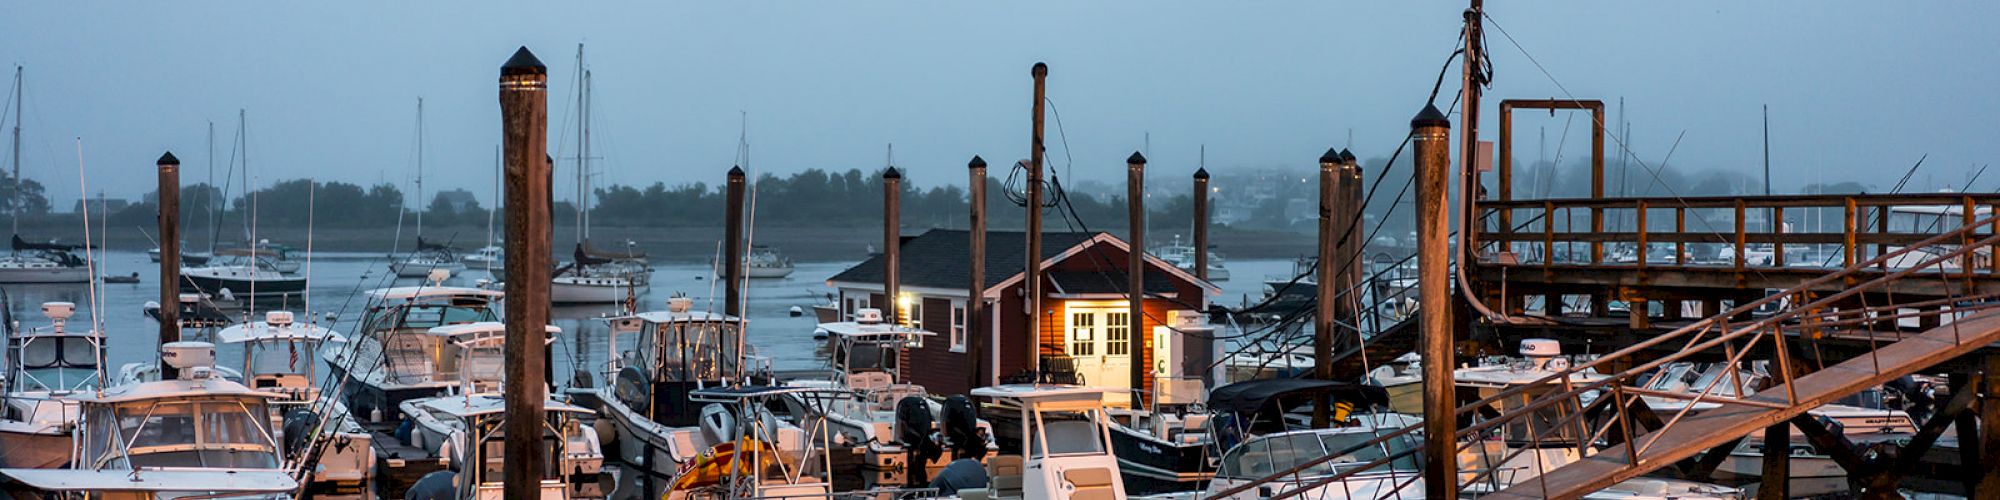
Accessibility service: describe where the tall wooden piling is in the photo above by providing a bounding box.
[1459,0,1485,256]
[884,167,902,324]
[1125,152,1147,403]
[1193,167,1210,283]
[156,151,182,380]
[1026,63,1048,378]
[1339,150,1366,338]
[1314,148,1341,428]
[968,156,988,390]
[498,46,550,499]
[1413,103,1459,499]
[725,166,746,317]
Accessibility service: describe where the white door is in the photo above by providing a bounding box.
[1065,307,1134,404]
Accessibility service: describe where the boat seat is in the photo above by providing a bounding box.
[848,371,893,392]
[987,455,1024,498]
[1062,467,1117,500]
[666,428,701,463]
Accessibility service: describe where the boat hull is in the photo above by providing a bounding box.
[180,274,307,299]
[1108,422,1214,494]
[552,279,647,303]
[0,267,89,284]
[745,266,795,279]
[327,365,451,429]
[0,426,71,468]
[390,260,465,278]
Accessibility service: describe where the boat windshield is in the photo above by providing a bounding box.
[386,304,499,331]
[1217,429,1421,479]
[1028,410,1105,458]
[641,320,742,382]
[835,340,897,374]
[12,336,101,392]
[245,340,313,377]
[85,397,278,470]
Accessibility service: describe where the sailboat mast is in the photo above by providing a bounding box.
[10,66,23,239]
[582,70,592,241]
[573,44,586,246]
[240,109,250,244]
[206,121,216,253]
[416,97,425,238]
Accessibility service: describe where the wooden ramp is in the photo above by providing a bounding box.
[1482,311,2000,500]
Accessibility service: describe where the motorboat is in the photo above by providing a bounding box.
[1201,413,1426,499]
[953,384,1128,500]
[590,297,776,489]
[1636,361,1920,484]
[385,322,603,499]
[1153,236,1227,281]
[463,245,504,272]
[391,237,467,279]
[1113,378,1391,496]
[662,385,852,500]
[180,247,308,301]
[0,236,89,284]
[321,283,504,428]
[148,247,213,266]
[0,302,103,469]
[552,242,650,304]
[0,342,299,499]
[217,311,374,497]
[717,245,795,279]
[786,310,996,487]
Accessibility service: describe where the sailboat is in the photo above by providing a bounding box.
[391,98,466,279]
[180,111,307,302]
[550,48,649,303]
[0,67,88,284]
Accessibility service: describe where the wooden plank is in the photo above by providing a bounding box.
[1482,311,2000,500]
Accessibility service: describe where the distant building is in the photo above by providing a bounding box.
[431,189,479,213]
[72,198,131,214]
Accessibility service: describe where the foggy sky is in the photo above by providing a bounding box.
[3,2,1996,209]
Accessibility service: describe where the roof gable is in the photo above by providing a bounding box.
[826,229,1217,297]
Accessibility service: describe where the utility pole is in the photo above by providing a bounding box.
[1125,151,1147,406]
[156,152,182,380]
[967,156,988,390]
[1026,63,1048,380]
[498,46,551,500]
[1413,103,1459,500]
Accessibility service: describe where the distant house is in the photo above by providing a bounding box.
[826,229,1218,402]
[72,198,130,214]
[432,189,479,213]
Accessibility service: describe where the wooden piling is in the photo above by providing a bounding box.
[1413,104,1459,499]
[725,166,745,317]
[1758,423,1789,500]
[1980,354,2000,495]
[1026,63,1047,378]
[498,46,550,499]
[884,167,902,324]
[156,152,182,380]
[1126,152,1147,404]
[968,156,988,389]
[1314,148,1341,428]
[1193,167,1210,283]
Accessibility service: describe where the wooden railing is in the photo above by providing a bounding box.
[1474,193,2000,274]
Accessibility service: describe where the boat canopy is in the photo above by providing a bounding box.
[9,235,77,252]
[365,286,504,302]
[215,321,347,344]
[1206,378,1389,430]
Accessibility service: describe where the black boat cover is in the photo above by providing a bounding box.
[1206,378,1388,416]
[11,235,77,252]
[413,237,453,252]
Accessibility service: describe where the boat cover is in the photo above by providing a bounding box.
[1206,378,1388,416]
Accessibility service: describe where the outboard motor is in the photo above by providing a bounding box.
[698,403,736,447]
[403,469,458,500]
[281,408,319,457]
[940,395,982,459]
[895,396,941,487]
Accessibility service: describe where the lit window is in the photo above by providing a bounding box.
[900,295,923,330]
[949,300,968,353]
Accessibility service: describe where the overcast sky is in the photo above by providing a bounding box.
[3,2,1995,208]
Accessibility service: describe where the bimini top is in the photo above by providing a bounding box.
[0,468,298,493]
[818,320,935,342]
[215,320,347,345]
[412,394,591,419]
[626,310,742,325]
[971,384,1119,401]
[74,377,283,405]
[13,326,103,339]
[690,385,856,403]
[425,321,560,339]
[365,286,505,302]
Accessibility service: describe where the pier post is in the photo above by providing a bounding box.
[498,46,551,498]
[968,156,988,390]
[156,152,182,380]
[1126,152,1147,406]
[884,167,902,325]
[1313,148,1341,428]
[1338,150,1365,361]
[1413,103,1459,499]
[1193,167,1210,283]
[1026,63,1047,379]
[1758,423,1789,500]
[725,166,745,317]
[1980,354,2000,495]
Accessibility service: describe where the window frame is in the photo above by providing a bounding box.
[948,300,968,353]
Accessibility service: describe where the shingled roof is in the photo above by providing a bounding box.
[829,229,1140,292]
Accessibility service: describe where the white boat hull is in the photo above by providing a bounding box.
[0,266,89,284]
[552,279,646,303]
[391,260,465,278]
[745,265,794,279]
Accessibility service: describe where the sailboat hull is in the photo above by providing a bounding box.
[180,273,307,299]
[551,279,646,303]
[0,267,89,284]
[390,260,465,278]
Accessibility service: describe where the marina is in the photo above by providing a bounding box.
[1,2,1996,499]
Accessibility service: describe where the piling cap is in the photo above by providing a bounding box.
[883,167,902,179]
[1126,151,1147,165]
[156,151,180,166]
[1032,62,1048,77]
[1193,167,1209,180]
[1411,104,1450,129]
[501,47,547,76]
[1319,148,1342,165]
[728,165,745,178]
[968,155,987,169]
[1339,149,1357,163]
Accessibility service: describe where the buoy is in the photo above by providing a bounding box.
[788,306,804,317]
